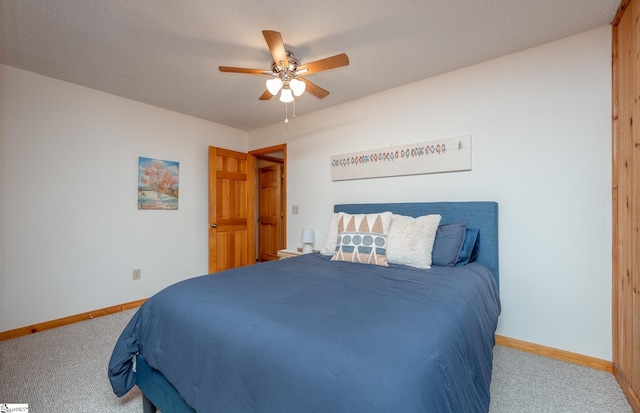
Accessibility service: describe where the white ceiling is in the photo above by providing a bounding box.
[0,1,620,131]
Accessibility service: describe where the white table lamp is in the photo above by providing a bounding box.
[301,228,315,254]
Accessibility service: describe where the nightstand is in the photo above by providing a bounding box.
[277,249,303,260]
[277,248,320,259]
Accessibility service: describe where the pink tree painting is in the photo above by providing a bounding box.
[138,157,179,209]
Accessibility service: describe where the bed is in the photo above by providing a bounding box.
[108,201,501,413]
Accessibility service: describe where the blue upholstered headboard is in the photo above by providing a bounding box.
[334,202,499,288]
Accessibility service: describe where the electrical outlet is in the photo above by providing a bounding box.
[132,268,141,280]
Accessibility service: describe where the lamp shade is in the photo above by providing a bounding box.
[266,77,283,95]
[301,228,314,254]
[279,87,294,103]
[301,228,314,243]
[289,78,306,96]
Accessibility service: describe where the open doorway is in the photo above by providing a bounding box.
[250,144,286,262]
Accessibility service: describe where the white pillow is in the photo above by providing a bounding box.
[320,212,342,256]
[386,214,442,269]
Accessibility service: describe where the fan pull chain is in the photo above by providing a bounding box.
[293,99,296,118]
[284,103,289,123]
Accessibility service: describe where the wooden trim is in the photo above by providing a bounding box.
[246,152,256,265]
[611,3,620,367]
[495,335,613,373]
[613,363,640,413]
[0,299,146,342]
[249,143,286,155]
[256,154,284,164]
[612,0,631,26]
[611,0,640,409]
[249,144,287,251]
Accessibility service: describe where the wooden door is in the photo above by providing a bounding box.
[258,164,283,261]
[208,147,254,273]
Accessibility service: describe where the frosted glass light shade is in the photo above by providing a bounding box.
[279,87,294,103]
[266,77,283,95]
[290,78,306,96]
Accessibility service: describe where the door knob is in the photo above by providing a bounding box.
[210,223,217,228]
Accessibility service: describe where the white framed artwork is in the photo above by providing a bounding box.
[330,135,472,181]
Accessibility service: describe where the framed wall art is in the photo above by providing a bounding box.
[137,157,179,210]
[330,135,471,181]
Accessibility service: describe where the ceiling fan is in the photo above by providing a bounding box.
[219,30,349,103]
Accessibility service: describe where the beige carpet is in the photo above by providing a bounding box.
[0,310,141,412]
[0,309,633,412]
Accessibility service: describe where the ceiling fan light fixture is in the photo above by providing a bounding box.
[219,30,349,108]
[266,77,283,95]
[289,78,306,96]
[279,87,294,103]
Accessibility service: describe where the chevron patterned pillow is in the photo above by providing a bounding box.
[331,211,392,266]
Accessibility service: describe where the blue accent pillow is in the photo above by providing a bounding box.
[456,228,480,266]
[431,222,467,266]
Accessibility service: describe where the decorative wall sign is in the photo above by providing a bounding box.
[138,157,180,210]
[330,135,471,181]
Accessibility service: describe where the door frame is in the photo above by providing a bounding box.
[249,144,287,261]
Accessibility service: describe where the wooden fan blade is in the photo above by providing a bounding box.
[301,78,330,99]
[219,66,267,75]
[258,90,273,100]
[262,30,288,69]
[297,53,349,75]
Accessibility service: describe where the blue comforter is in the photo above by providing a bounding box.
[109,253,500,412]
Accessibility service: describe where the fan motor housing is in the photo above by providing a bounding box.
[271,51,300,74]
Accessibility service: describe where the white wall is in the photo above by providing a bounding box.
[0,64,248,331]
[249,27,613,360]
